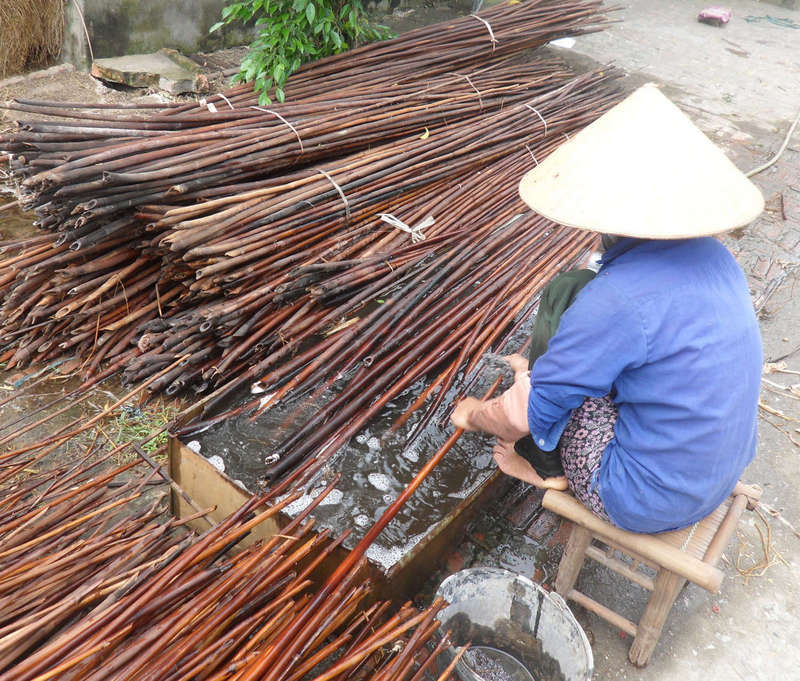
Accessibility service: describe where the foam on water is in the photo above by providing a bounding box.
[318,489,343,506]
[448,479,483,500]
[284,494,313,515]
[366,436,380,450]
[354,514,370,527]
[207,455,225,472]
[367,472,391,492]
[186,440,201,453]
[402,448,419,463]
[364,531,426,571]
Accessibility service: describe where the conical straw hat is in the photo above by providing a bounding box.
[518,84,763,238]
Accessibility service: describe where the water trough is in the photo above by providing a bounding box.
[168,367,518,600]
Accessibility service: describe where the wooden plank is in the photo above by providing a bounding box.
[585,545,655,591]
[628,570,686,666]
[168,436,280,546]
[543,490,724,592]
[567,588,638,637]
[702,494,748,566]
[554,523,593,596]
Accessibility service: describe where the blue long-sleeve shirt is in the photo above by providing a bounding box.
[529,237,761,533]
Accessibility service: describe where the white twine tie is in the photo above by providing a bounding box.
[198,98,217,113]
[524,104,548,136]
[525,144,539,166]
[216,93,235,109]
[448,72,484,110]
[379,214,434,243]
[470,14,498,52]
[250,106,305,153]
[318,169,350,225]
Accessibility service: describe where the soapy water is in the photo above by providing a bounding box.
[364,530,427,572]
[283,486,344,515]
[463,646,536,681]
[402,447,420,463]
[207,455,225,473]
[194,324,532,571]
[367,472,391,492]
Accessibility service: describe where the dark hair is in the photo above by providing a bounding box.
[601,234,620,251]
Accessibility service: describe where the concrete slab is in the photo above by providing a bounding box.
[91,48,209,93]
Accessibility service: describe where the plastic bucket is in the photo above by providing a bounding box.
[436,568,593,681]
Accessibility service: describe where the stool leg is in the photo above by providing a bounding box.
[628,570,686,667]
[554,522,593,597]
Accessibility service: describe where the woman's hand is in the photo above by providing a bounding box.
[503,353,529,374]
[450,396,482,431]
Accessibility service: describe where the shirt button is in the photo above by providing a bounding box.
[538,438,545,446]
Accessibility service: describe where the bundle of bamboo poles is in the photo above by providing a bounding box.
[0,489,449,681]
[0,67,618,386]
[8,61,572,236]
[0,2,616,382]
[0,74,620,485]
[0,1,622,489]
[0,452,193,671]
[0,430,458,681]
[0,370,494,681]
[2,0,612,197]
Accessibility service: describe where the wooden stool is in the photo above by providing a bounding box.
[542,482,761,666]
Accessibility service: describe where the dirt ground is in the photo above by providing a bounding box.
[1,1,799,680]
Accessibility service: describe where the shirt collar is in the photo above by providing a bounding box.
[598,237,646,267]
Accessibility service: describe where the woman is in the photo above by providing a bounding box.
[451,84,764,534]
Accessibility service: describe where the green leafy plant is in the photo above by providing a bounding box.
[211,0,393,104]
[107,401,178,460]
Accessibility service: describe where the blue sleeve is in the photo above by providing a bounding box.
[528,277,648,450]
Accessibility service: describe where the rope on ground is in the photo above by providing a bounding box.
[759,500,800,540]
[735,505,788,583]
[757,412,800,448]
[746,107,800,178]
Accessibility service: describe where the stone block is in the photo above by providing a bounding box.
[526,509,559,541]
[506,487,545,529]
[91,48,208,93]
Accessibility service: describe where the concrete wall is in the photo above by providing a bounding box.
[64,0,253,69]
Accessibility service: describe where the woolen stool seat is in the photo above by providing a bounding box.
[541,482,761,666]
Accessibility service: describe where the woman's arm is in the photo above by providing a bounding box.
[528,276,647,449]
[451,366,531,440]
